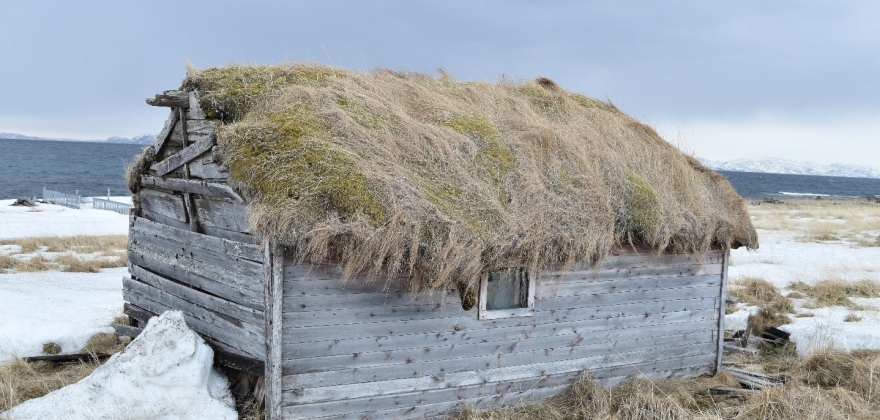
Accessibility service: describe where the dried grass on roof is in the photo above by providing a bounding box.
[178,64,757,289]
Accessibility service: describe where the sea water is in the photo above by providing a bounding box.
[719,171,880,200]
[1,138,879,201]
[0,138,144,199]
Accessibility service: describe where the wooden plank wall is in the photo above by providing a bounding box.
[124,101,266,374]
[280,250,724,419]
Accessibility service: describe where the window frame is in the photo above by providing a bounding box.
[477,268,536,320]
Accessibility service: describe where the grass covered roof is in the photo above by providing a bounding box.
[176,64,756,289]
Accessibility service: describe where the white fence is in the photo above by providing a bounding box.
[43,188,81,209]
[92,197,133,215]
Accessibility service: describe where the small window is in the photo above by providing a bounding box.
[478,268,535,320]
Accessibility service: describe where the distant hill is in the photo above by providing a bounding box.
[0,132,154,145]
[700,157,880,179]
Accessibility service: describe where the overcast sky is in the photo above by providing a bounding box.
[1,1,878,165]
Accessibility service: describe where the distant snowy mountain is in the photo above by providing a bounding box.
[0,132,154,145]
[700,157,880,179]
[105,134,154,145]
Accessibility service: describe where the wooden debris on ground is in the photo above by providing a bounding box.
[724,367,790,390]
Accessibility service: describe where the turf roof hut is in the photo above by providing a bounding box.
[124,64,757,419]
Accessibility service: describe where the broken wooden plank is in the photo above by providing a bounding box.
[140,175,243,203]
[24,353,111,364]
[150,137,216,177]
[113,324,143,338]
[710,386,759,394]
[723,343,758,356]
[146,90,190,108]
[152,109,180,153]
[724,367,790,389]
[193,196,251,233]
[138,189,187,222]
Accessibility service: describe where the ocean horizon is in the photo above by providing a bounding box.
[1,138,879,201]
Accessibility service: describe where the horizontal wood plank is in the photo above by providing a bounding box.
[130,221,262,277]
[138,189,187,222]
[127,239,263,310]
[284,302,715,349]
[283,298,716,358]
[314,363,713,420]
[193,197,251,233]
[131,215,262,263]
[536,273,721,299]
[140,176,243,203]
[283,344,716,405]
[284,331,717,388]
[129,264,264,327]
[121,302,265,375]
[124,278,265,359]
[139,208,191,231]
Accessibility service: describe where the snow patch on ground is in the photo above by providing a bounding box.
[1,311,238,420]
[726,227,880,355]
[0,268,124,362]
[0,199,129,239]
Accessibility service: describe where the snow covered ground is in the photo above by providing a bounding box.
[0,199,130,361]
[727,224,880,355]
[0,268,123,362]
[0,198,130,239]
[2,311,238,420]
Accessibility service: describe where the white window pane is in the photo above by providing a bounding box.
[486,269,523,310]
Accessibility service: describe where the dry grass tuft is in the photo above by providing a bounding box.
[748,199,880,246]
[1,332,126,413]
[0,358,99,412]
[789,279,879,309]
[0,236,127,255]
[798,349,855,387]
[169,64,757,290]
[55,254,127,273]
[749,307,793,333]
[728,277,793,331]
[41,343,61,356]
[453,349,880,419]
[0,235,128,273]
[844,313,863,322]
[80,333,123,355]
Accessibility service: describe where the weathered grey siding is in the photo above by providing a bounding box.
[279,250,724,419]
[123,104,266,374]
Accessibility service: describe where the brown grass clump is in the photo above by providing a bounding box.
[0,358,98,412]
[749,307,793,334]
[844,313,863,322]
[449,349,880,420]
[748,199,880,246]
[0,235,127,255]
[55,254,127,273]
[80,333,124,355]
[0,235,128,273]
[728,277,793,331]
[13,256,52,272]
[1,332,126,413]
[169,64,757,289]
[41,343,61,356]
[788,279,879,309]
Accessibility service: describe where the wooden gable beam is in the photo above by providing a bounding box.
[150,136,216,177]
[140,175,244,203]
[152,109,180,154]
[146,90,190,108]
